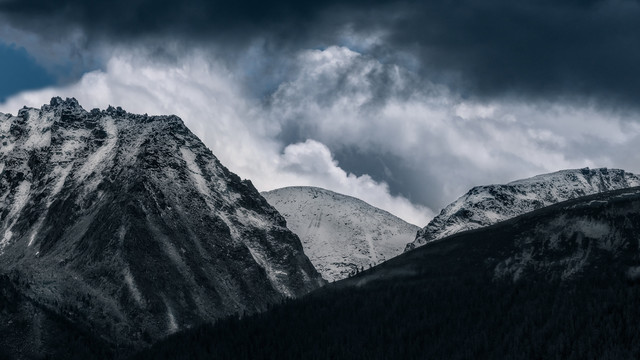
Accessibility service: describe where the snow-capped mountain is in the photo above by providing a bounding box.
[262,186,419,282]
[406,168,640,251]
[0,98,324,357]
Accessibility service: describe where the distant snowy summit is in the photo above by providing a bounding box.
[406,168,640,251]
[262,186,420,282]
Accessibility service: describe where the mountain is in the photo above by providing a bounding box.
[0,98,324,358]
[261,186,419,281]
[134,186,640,359]
[406,167,640,251]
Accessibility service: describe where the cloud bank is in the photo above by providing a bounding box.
[266,46,640,208]
[0,48,434,225]
[3,45,640,226]
[1,0,640,108]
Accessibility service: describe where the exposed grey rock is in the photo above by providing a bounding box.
[0,98,324,355]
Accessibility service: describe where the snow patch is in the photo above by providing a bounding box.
[124,267,144,307]
[25,166,73,248]
[51,128,90,163]
[0,116,16,155]
[50,165,72,200]
[0,142,15,155]
[1,230,13,251]
[27,218,43,247]
[1,180,31,252]
[75,117,118,183]
[0,115,12,132]
[235,209,272,229]
[180,146,241,205]
[61,138,85,156]
[180,147,211,200]
[23,109,52,149]
[246,245,293,298]
[227,205,296,294]
[165,303,178,334]
[7,180,31,219]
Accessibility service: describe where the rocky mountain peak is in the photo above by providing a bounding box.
[0,98,324,356]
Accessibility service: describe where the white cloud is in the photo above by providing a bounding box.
[267,46,640,206]
[0,47,433,225]
[272,140,433,225]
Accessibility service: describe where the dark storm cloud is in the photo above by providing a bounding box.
[392,0,640,105]
[0,0,355,44]
[1,0,640,105]
[332,148,444,210]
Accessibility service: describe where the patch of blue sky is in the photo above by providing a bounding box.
[0,41,56,102]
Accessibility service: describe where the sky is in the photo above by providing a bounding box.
[1,0,640,226]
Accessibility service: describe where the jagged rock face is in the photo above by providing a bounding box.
[262,186,419,282]
[407,168,640,251]
[0,98,324,354]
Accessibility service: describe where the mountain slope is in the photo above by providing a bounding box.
[135,186,640,359]
[406,167,640,250]
[262,186,419,281]
[0,98,324,357]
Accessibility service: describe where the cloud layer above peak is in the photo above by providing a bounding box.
[2,45,640,226]
[0,49,435,225]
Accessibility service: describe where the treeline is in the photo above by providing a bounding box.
[0,274,115,360]
[132,263,640,360]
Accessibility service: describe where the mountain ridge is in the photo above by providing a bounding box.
[407,167,640,251]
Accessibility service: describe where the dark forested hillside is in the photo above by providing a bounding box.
[0,274,114,359]
[134,187,640,360]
